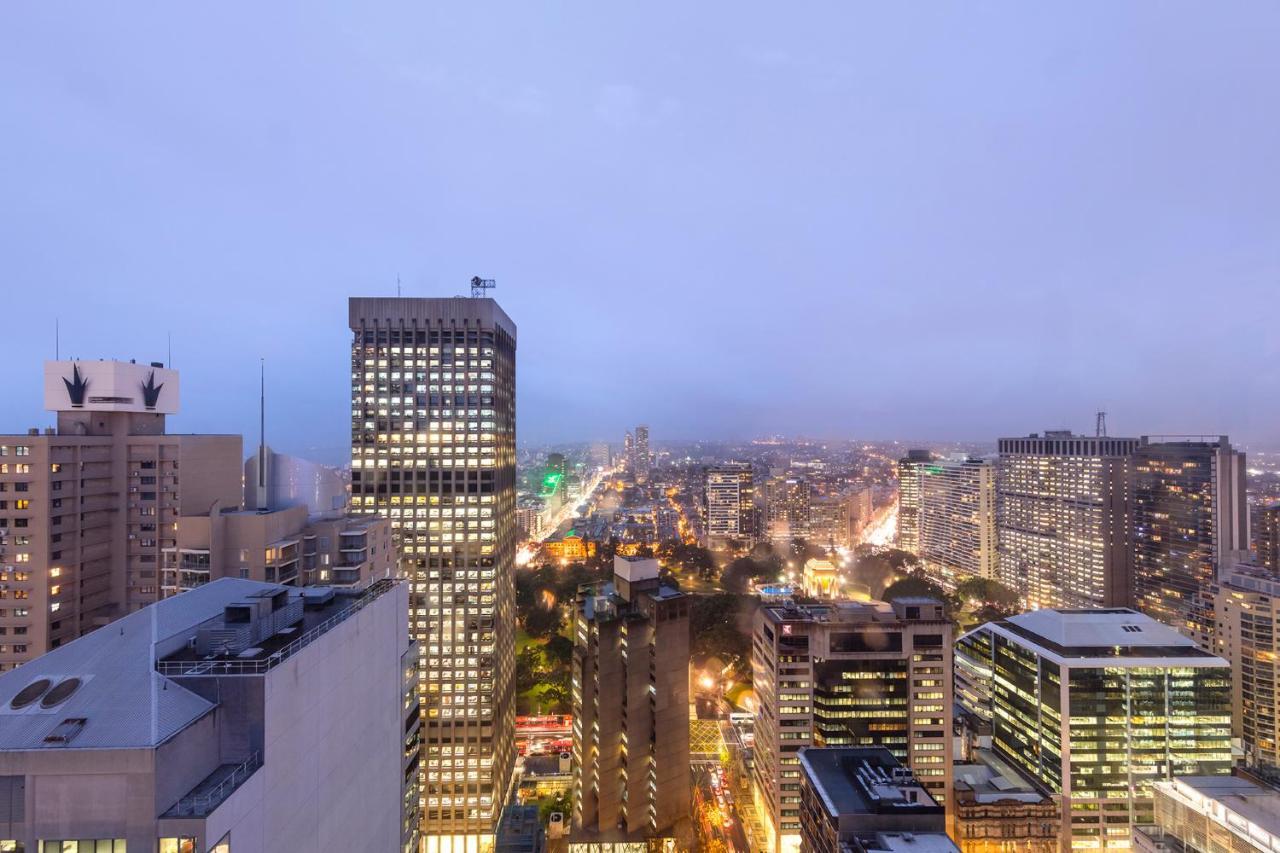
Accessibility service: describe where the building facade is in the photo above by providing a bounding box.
[917,457,997,589]
[0,360,241,672]
[0,577,417,853]
[896,450,932,554]
[1132,437,1247,649]
[705,463,756,546]
[1212,563,1280,770]
[1259,504,1280,574]
[571,556,691,845]
[952,749,1058,853]
[752,598,953,853]
[349,296,517,850]
[955,609,1232,851]
[631,426,650,484]
[766,476,811,543]
[995,432,1139,610]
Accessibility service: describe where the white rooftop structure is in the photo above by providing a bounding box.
[989,607,1228,668]
[613,554,659,583]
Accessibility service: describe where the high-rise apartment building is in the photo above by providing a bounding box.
[917,456,997,589]
[995,432,1139,610]
[0,360,241,672]
[1132,436,1247,648]
[896,450,932,553]
[571,556,691,846]
[0,577,418,853]
[752,598,953,853]
[766,475,811,543]
[349,296,517,850]
[955,609,1232,851]
[705,462,756,546]
[632,425,650,483]
[1259,504,1280,574]
[1212,562,1280,770]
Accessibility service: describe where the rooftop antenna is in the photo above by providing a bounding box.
[257,358,269,512]
[470,276,496,298]
[167,331,172,368]
[1096,410,1107,437]
[397,274,402,297]
[55,318,60,360]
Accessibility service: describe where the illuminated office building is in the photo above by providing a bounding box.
[766,475,811,543]
[917,456,997,589]
[1132,436,1246,649]
[752,598,953,853]
[632,425,650,483]
[1212,562,1280,770]
[349,296,517,851]
[995,432,1138,610]
[896,450,932,553]
[1133,775,1280,853]
[955,609,1231,851]
[705,462,756,546]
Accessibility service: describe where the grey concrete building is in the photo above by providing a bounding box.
[0,577,418,853]
[349,295,518,850]
[797,747,956,853]
[571,556,691,846]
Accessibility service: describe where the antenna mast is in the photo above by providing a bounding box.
[470,276,496,298]
[1096,411,1107,437]
[257,358,268,511]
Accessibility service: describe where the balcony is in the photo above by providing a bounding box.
[162,752,261,818]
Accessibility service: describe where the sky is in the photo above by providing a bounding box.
[3,3,1279,464]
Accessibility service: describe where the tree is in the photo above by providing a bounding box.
[882,575,948,602]
[955,578,1020,611]
[544,633,574,667]
[690,593,757,674]
[524,603,563,639]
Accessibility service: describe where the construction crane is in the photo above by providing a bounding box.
[470,276,496,298]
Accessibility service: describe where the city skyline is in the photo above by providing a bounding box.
[5,4,1280,457]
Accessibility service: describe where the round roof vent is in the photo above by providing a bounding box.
[40,678,82,709]
[10,678,52,710]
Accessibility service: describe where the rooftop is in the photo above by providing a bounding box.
[989,608,1228,666]
[1157,775,1280,838]
[849,832,960,853]
[800,747,943,820]
[954,749,1051,803]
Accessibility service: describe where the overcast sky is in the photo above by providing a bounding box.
[3,3,1279,463]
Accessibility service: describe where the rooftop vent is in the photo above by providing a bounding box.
[40,678,82,709]
[1121,625,1144,633]
[43,717,87,745]
[9,679,52,710]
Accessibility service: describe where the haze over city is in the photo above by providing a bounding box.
[3,3,1280,460]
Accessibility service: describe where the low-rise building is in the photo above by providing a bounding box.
[797,746,957,853]
[0,577,418,852]
[1133,774,1280,853]
[952,749,1057,853]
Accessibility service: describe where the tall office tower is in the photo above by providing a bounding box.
[752,598,953,853]
[917,456,997,589]
[797,747,956,853]
[623,431,634,472]
[955,609,1232,850]
[349,296,517,850]
[765,475,811,543]
[632,424,650,483]
[896,449,932,553]
[0,577,418,853]
[705,462,756,546]
[1260,504,1280,573]
[1133,436,1247,648]
[995,431,1139,610]
[1212,562,1280,770]
[0,360,241,672]
[571,556,691,846]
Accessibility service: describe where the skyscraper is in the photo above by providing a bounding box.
[1212,561,1280,770]
[752,597,953,853]
[995,432,1138,610]
[917,456,997,589]
[0,359,241,671]
[896,449,932,553]
[765,475,810,543]
[1259,504,1280,574]
[705,462,756,546]
[632,424,650,483]
[349,295,517,850]
[956,609,1232,850]
[1132,436,1247,648]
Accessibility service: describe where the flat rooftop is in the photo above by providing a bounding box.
[990,608,1228,665]
[851,832,960,853]
[1160,776,1280,837]
[799,747,943,820]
